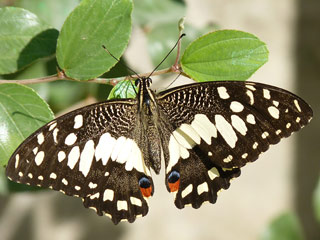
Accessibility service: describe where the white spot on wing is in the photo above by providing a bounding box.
[286,123,291,129]
[79,140,95,177]
[263,89,271,99]
[33,147,38,155]
[62,178,68,185]
[242,153,248,159]
[117,138,134,164]
[65,133,77,146]
[246,114,256,124]
[37,133,44,145]
[231,115,248,136]
[130,197,142,207]
[38,175,43,180]
[28,173,33,179]
[179,123,201,145]
[246,84,256,91]
[95,132,116,165]
[230,101,244,113]
[223,155,233,163]
[172,125,199,149]
[15,154,20,168]
[191,114,217,144]
[253,142,259,149]
[67,146,80,169]
[268,106,280,119]
[74,115,83,129]
[124,140,150,176]
[103,189,114,201]
[181,184,193,198]
[111,136,126,161]
[246,90,254,105]
[197,182,209,195]
[48,122,57,131]
[117,200,128,211]
[208,167,220,180]
[294,99,302,112]
[276,129,282,135]
[35,151,45,166]
[296,117,301,123]
[53,128,59,143]
[215,115,238,148]
[58,151,66,162]
[50,172,57,179]
[167,134,190,173]
[261,132,269,139]
[88,182,97,189]
[217,86,230,99]
[90,192,100,199]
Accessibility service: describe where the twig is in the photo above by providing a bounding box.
[0,67,175,85]
[172,17,186,71]
[0,74,61,84]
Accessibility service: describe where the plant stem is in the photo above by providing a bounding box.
[0,74,61,84]
[0,67,177,85]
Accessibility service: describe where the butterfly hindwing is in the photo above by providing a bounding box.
[5,78,312,223]
[157,81,312,208]
[6,99,153,224]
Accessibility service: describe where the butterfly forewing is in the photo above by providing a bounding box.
[6,99,153,224]
[157,81,312,208]
[6,78,312,223]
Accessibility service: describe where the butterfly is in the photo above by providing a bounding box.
[6,77,313,224]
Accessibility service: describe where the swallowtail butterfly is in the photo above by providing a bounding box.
[6,77,312,224]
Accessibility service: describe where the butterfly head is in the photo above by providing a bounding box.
[135,77,152,88]
[136,77,156,113]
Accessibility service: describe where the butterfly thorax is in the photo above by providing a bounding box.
[135,77,162,173]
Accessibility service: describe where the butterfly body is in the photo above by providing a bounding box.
[6,78,313,224]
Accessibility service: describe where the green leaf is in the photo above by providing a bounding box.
[147,22,214,69]
[107,80,137,99]
[0,83,54,167]
[313,176,320,223]
[133,0,186,27]
[56,0,133,80]
[260,212,305,240]
[46,81,90,113]
[181,30,269,82]
[0,7,59,74]
[15,0,80,29]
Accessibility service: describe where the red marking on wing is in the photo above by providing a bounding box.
[168,179,180,192]
[140,186,152,197]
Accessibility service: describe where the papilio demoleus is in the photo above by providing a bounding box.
[6,77,313,224]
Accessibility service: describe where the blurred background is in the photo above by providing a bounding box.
[0,0,319,239]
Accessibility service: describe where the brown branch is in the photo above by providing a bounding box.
[0,67,176,85]
[0,74,61,84]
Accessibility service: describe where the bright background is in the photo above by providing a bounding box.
[0,0,319,240]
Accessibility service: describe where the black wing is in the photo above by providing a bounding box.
[156,80,313,208]
[6,99,153,224]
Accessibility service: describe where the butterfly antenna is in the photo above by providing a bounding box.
[147,33,186,78]
[165,71,182,90]
[102,45,138,94]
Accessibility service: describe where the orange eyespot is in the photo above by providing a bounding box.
[167,170,180,192]
[139,176,152,197]
[140,186,152,198]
